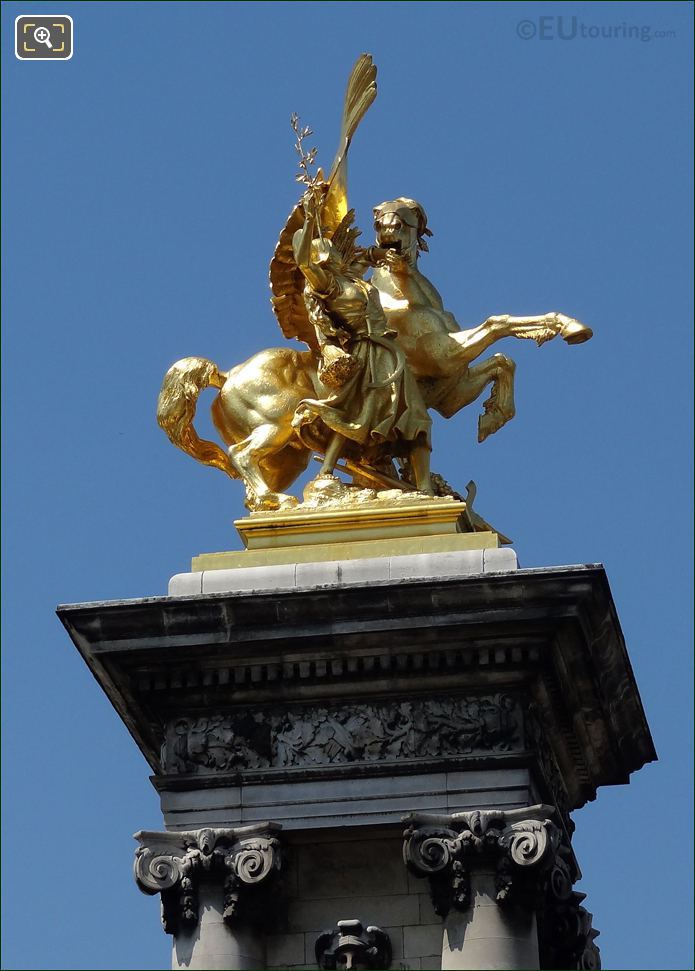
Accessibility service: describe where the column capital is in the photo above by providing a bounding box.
[403,808,600,969]
[133,822,282,934]
[403,805,560,915]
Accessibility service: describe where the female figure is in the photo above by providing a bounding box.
[291,190,433,494]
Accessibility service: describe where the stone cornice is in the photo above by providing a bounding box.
[58,564,656,810]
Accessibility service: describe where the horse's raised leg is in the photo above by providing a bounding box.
[228,423,300,512]
[452,312,592,360]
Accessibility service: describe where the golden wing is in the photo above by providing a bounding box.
[269,54,378,351]
[323,53,378,230]
[268,200,319,350]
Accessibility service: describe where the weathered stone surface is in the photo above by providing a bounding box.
[298,838,408,898]
[403,807,561,918]
[265,933,305,968]
[288,893,420,936]
[295,556,392,589]
[162,693,523,775]
[60,557,648,969]
[403,810,601,970]
[171,882,267,970]
[57,562,656,823]
[134,823,282,934]
[404,923,444,959]
[482,548,518,572]
[168,547,517,597]
[383,926,404,961]
[159,768,534,833]
[259,834,429,968]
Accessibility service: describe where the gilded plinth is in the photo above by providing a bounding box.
[192,496,499,571]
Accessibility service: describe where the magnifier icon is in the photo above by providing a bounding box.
[34,26,53,49]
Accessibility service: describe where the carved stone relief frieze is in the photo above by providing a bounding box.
[162,693,523,774]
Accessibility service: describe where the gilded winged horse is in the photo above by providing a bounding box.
[157,55,592,512]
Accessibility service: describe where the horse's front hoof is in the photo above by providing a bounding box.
[248,491,299,512]
[558,315,593,345]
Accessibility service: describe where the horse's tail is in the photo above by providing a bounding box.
[157,356,237,478]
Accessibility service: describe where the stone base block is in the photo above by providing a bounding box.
[171,546,517,595]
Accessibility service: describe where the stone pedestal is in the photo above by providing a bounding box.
[58,529,654,970]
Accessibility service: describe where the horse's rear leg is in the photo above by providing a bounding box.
[436,354,515,442]
[229,423,299,511]
[475,354,516,442]
[435,354,516,442]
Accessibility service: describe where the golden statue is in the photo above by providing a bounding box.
[157,55,591,514]
[291,187,433,497]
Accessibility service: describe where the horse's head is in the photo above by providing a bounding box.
[373,198,433,264]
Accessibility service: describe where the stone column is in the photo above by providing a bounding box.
[134,822,281,970]
[403,806,600,971]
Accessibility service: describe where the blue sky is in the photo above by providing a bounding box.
[2,1,693,969]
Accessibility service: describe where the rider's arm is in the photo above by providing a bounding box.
[293,194,334,294]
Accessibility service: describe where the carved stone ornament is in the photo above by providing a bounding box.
[403,806,561,916]
[133,823,281,934]
[163,693,522,774]
[539,846,601,970]
[525,703,572,820]
[403,808,600,969]
[315,919,392,970]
